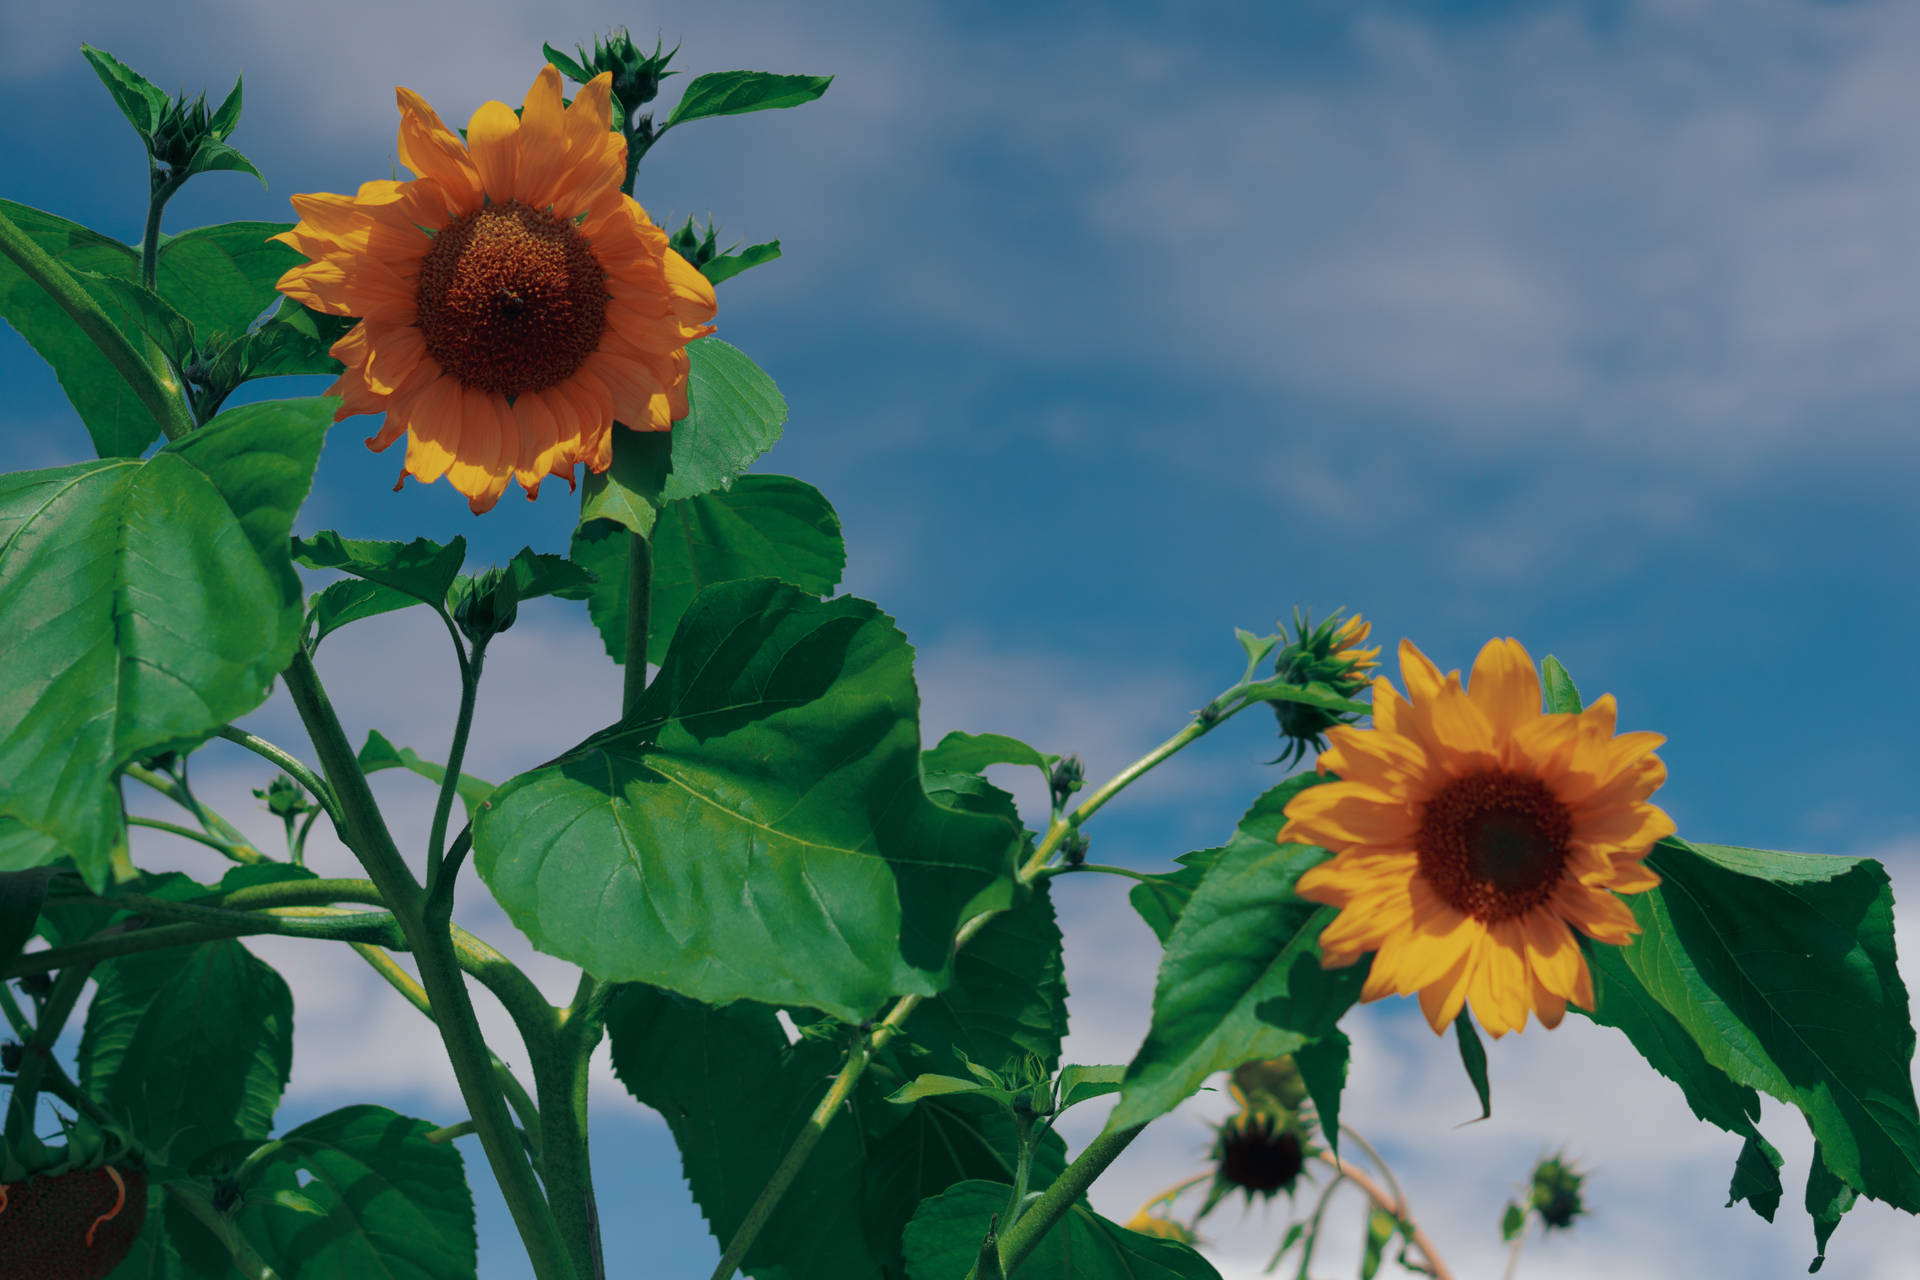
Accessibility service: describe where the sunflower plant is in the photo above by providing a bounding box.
[0,32,1916,1280]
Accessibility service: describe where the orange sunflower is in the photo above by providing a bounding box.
[273,65,717,513]
[1280,637,1673,1037]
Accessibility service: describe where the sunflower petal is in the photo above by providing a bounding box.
[1469,636,1543,738]
[465,99,521,202]
[395,87,482,207]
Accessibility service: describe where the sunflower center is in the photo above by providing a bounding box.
[1416,769,1573,922]
[415,201,608,396]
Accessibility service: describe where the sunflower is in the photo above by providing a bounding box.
[273,65,717,513]
[1281,637,1673,1036]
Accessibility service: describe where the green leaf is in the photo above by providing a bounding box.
[73,270,196,366]
[0,198,163,456]
[665,71,834,127]
[0,868,55,972]
[1360,1206,1395,1279]
[923,732,1056,791]
[1453,1009,1491,1121]
[77,940,293,1167]
[475,580,1016,1020]
[182,140,268,188]
[905,881,1067,1080]
[1805,1141,1857,1273]
[357,731,494,820]
[1727,1131,1785,1223]
[1108,826,1363,1132]
[154,222,299,337]
[109,1180,195,1280]
[292,531,466,608]
[903,1180,1222,1280]
[1500,1201,1526,1243]
[306,578,419,648]
[701,240,781,286]
[1293,1032,1349,1156]
[577,337,788,535]
[1055,1064,1127,1110]
[82,45,171,138]
[208,78,244,140]
[568,473,843,665]
[231,1105,476,1280]
[540,42,592,82]
[1127,773,1332,945]
[1623,838,1920,1213]
[1539,655,1581,714]
[887,1074,1018,1108]
[240,298,354,381]
[0,399,328,885]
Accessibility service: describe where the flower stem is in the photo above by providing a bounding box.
[1309,1151,1454,1280]
[428,642,485,886]
[2,911,403,979]
[986,1123,1148,1276]
[542,974,615,1280]
[2,963,94,1149]
[0,202,194,443]
[126,815,254,861]
[216,726,343,827]
[126,763,267,861]
[168,1180,283,1280]
[621,532,651,717]
[281,649,580,1280]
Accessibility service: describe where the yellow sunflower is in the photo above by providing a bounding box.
[273,65,717,513]
[1281,637,1673,1037]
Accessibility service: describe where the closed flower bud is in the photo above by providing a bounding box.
[1210,1109,1306,1203]
[1269,607,1378,767]
[1527,1154,1587,1230]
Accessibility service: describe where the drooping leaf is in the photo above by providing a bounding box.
[154,222,299,338]
[230,1106,476,1280]
[577,337,787,535]
[475,579,1015,1019]
[701,240,781,286]
[923,732,1056,793]
[292,531,466,607]
[902,1180,1222,1280]
[240,297,354,380]
[1727,1132,1785,1223]
[306,579,419,648]
[181,141,267,188]
[356,731,494,820]
[0,198,163,456]
[568,473,842,665]
[1621,837,1920,1213]
[1055,1064,1127,1111]
[1108,823,1363,1132]
[1453,1010,1491,1121]
[1294,1032,1349,1157]
[77,940,293,1167]
[666,71,834,126]
[1805,1141,1857,1273]
[0,399,328,885]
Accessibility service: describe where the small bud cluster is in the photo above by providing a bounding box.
[1269,607,1379,768]
[253,774,314,821]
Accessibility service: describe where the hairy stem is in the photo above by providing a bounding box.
[543,974,615,1280]
[989,1124,1148,1276]
[427,644,484,886]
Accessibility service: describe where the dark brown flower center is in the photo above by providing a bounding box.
[1417,769,1573,922]
[415,201,608,396]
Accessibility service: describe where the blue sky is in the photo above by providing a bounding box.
[5,0,1920,1276]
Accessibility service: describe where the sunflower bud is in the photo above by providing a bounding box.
[451,566,519,643]
[670,216,722,269]
[150,91,213,172]
[1269,607,1379,767]
[1209,1109,1306,1204]
[253,774,313,821]
[574,28,678,115]
[1527,1154,1587,1230]
[1049,754,1084,810]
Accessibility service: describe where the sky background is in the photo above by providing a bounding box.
[4,0,1920,1276]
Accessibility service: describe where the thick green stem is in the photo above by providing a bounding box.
[620,532,651,717]
[428,645,484,883]
[283,650,579,1280]
[0,202,194,444]
[543,974,614,1280]
[169,1180,282,1280]
[3,964,94,1148]
[988,1124,1148,1276]
[4,911,401,979]
[138,179,172,292]
[217,726,343,828]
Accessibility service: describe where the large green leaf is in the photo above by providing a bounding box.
[903,1180,1222,1280]
[154,223,299,340]
[577,337,788,535]
[607,985,1060,1280]
[569,473,843,666]
[0,198,162,456]
[666,71,834,126]
[82,45,172,137]
[474,579,1014,1019]
[230,1105,476,1280]
[907,881,1068,1080]
[78,940,293,1167]
[292,531,466,605]
[1621,837,1920,1216]
[1108,780,1363,1132]
[0,398,328,885]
